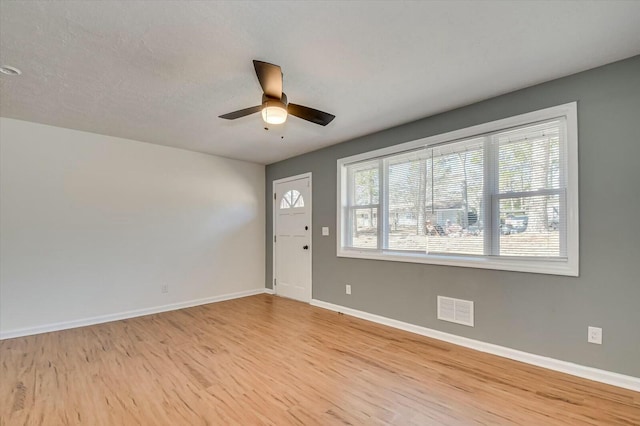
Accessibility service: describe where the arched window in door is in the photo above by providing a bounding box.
[280,189,304,209]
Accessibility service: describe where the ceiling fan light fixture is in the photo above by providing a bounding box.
[219,60,334,126]
[261,99,287,125]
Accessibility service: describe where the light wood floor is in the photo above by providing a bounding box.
[1,294,639,425]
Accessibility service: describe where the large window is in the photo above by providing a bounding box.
[337,103,578,276]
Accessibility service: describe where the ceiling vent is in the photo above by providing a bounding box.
[437,296,474,327]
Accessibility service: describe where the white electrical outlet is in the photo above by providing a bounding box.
[588,326,602,344]
[322,227,329,236]
[161,284,169,294]
[345,284,351,295]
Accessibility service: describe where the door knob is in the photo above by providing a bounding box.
[303,245,309,250]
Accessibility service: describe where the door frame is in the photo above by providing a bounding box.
[272,172,312,302]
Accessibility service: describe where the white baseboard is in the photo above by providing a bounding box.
[0,288,271,340]
[264,287,275,295]
[310,299,640,393]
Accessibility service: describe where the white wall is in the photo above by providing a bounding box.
[0,118,265,336]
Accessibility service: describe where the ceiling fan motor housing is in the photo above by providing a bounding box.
[262,93,287,107]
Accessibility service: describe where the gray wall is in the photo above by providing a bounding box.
[266,56,640,377]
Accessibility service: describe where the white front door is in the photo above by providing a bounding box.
[274,174,311,302]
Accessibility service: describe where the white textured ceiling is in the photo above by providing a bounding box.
[1,1,640,164]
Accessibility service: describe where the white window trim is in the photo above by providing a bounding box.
[336,103,579,276]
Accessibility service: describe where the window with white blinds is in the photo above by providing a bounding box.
[337,103,578,276]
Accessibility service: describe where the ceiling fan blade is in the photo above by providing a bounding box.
[218,105,262,120]
[287,104,336,126]
[253,60,283,99]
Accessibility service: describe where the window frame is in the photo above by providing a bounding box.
[336,103,579,276]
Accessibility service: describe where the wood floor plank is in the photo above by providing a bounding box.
[1,294,638,425]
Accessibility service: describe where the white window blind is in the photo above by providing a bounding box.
[337,103,578,276]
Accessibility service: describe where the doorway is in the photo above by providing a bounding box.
[273,173,312,302]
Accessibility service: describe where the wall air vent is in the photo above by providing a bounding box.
[437,296,474,327]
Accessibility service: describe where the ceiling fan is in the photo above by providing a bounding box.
[219,60,335,127]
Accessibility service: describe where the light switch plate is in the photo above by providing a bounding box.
[322,227,329,236]
[588,326,602,344]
